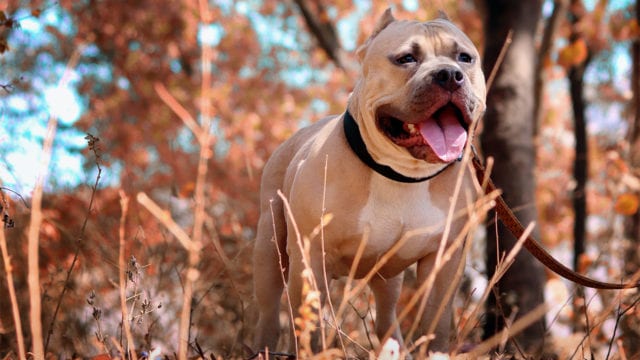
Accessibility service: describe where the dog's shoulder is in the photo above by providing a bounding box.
[270,115,340,159]
[260,114,341,186]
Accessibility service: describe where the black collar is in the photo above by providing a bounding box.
[342,110,457,183]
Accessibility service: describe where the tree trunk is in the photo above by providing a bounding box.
[565,0,592,332]
[624,0,640,279]
[480,0,547,353]
[622,1,640,356]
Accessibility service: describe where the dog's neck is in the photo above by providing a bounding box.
[342,110,457,183]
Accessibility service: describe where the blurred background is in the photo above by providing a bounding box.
[0,0,639,358]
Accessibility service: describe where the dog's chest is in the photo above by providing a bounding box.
[348,176,449,266]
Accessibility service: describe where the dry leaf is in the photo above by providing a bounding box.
[614,193,639,215]
[557,39,588,69]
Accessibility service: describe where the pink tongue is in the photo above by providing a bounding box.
[419,108,467,162]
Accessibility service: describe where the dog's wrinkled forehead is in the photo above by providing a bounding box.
[366,19,478,60]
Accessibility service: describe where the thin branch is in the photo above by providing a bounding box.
[29,48,81,358]
[45,134,102,352]
[0,187,29,211]
[606,295,640,360]
[154,82,202,140]
[118,191,137,360]
[485,30,513,93]
[466,303,548,358]
[136,192,200,252]
[292,0,345,70]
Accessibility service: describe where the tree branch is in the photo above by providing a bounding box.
[292,0,345,69]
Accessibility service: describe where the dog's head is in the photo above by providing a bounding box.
[349,9,486,178]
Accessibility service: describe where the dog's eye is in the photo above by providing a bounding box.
[396,54,417,65]
[457,52,474,63]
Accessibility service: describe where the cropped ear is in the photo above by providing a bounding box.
[356,8,396,61]
[371,8,396,38]
[437,10,450,21]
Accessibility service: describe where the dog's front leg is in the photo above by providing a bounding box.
[416,248,463,353]
[370,272,404,346]
[253,208,287,353]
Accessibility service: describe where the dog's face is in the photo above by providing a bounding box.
[351,10,486,173]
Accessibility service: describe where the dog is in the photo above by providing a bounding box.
[253,9,487,355]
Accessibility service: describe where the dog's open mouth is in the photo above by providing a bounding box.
[377,103,469,162]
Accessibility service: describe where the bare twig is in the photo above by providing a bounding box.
[319,155,346,355]
[0,187,29,208]
[568,270,640,359]
[136,193,200,252]
[29,48,81,358]
[154,82,202,141]
[292,0,345,70]
[466,303,548,358]
[606,295,640,360]
[118,191,137,360]
[485,30,513,93]
[45,133,102,352]
[269,198,299,356]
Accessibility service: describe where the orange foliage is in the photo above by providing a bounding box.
[558,38,589,69]
[615,193,640,215]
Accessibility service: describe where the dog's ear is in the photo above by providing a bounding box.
[356,8,396,61]
[437,10,450,21]
[371,8,396,38]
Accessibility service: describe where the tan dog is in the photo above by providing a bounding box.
[253,9,486,355]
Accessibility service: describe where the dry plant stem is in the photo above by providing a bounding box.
[333,228,369,327]
[456,222,536,347]
[386,143,490,345]
[177,1,215,356]
[277,190,321,356]
[45,163,102,351]
[466,303,548,358]
[569,270,640,359]
[27,87,56,360]
[28,49,82,358]
[135,192,202,359]
[485,30,513,93]
[405,143,478,344]
[393,193,498,345]
[136,193,199,251]
[154,82,200,137]
[118,192,137,360]
[606,295,640,360]
[0,228,26,360]
[270,199,299,356]
[319,155,346,355]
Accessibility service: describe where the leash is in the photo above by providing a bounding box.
[471,154,640,290]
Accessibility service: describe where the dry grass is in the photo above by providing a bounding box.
[1,133,639,359]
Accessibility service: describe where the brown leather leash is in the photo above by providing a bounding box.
[471,154,640,290]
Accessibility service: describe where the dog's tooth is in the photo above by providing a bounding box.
[407,123,416,134]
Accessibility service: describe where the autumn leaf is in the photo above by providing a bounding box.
[614,193,640,215]
[577,253,594,273]
[557,39,588,69]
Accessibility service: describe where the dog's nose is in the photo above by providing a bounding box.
[434,67,464,91]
